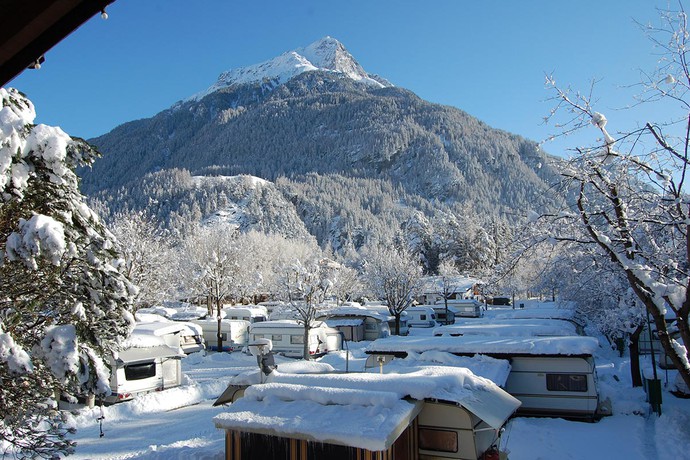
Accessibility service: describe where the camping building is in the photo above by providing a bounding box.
[214,367,520,460]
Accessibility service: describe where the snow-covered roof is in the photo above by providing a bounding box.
[115,345,183,364]
[319,307,391,322]
[487,307,577,322]
[366,335,599,357]
[419,275,480,294]
[325,318,364,327]
[379,351,512,387]
[214,367,519,451]
[434,319,579,337]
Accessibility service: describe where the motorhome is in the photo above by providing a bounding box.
[222,305,268,324]
[406,306,439,328]
[316,307,391,341]
[105,341,183,404]
[248,320,342,358]
[365,335,610,420]
[192,319,250,352]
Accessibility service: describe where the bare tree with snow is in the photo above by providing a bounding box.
[542,4,690,392]
[362,242,423,335]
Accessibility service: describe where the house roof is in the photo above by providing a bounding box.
[0,0,115,86]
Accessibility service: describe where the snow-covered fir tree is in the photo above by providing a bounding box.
[0,89,136,457]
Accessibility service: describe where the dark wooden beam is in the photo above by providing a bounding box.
[0,0,115,87]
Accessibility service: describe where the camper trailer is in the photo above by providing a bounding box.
[448,299,483,318]
[192,319,250,352]
[222,306,268,324]
[432,304,456,325]
[434,318,581,338]
[365,335,610,420]
[406,306,439,328]
[248,320,342,358]
[105,343,183,404]
[214,367,519,460]
[363,303,410,336]
[316,307,391,341]
[132,321,205,354]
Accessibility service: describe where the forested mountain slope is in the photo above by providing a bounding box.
[82,37,561,261]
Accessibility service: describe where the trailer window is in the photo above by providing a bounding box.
[546,373,588,392]
[124,362,156,381]
[419,427,458,453]
[420,314,427,320]
[291,335,304,344]
[271,334,283,342]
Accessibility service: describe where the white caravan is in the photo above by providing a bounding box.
[362,303,410,336]
[105,341,183,404]
[222,305,268,324]
[365,335,610,420]
[132,321,205,354]
[192,319,250,352]
[447,299,483,318]
[248,320,342,358]
[406,306,439,328]
[316,307,391,341]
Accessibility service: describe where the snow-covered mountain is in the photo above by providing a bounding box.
[190,36,391,101]
[83,36,562,259]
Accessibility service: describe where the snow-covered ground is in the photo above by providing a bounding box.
[65,302,690,460]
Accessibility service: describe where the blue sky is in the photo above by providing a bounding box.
[8,0,678,158]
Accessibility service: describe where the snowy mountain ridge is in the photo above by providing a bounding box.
[190,36,391,101]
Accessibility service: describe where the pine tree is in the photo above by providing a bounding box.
[0,89,136,457]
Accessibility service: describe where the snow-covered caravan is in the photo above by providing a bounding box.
[213,368,520,460]
[406,306,439,328]
[316,307,391,341]
[449,299,483,318]
[433,318,581,338]
[105,343,183,404]
[363,303,410,336]
[133,321,205,354]
[222,306,268,324]
[431,304,456,325]
[365,335,610,420]
[192,319,250,352]
[248,320,342,358]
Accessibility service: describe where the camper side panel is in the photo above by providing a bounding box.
[418,402,478,460]
[505,356,598,418]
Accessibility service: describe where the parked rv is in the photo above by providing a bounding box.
[405,306,439,328]
[131,321,205,354]
[362,303,410,336]
[222,306,268,324]
[248,320,342,358]
[434,318,581,338]
[106,342,183,404]
[432,304,456,325]
[448,299,483,318]
[316,307,391,341]
[192,319,250,352]
[365,335,611,420]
